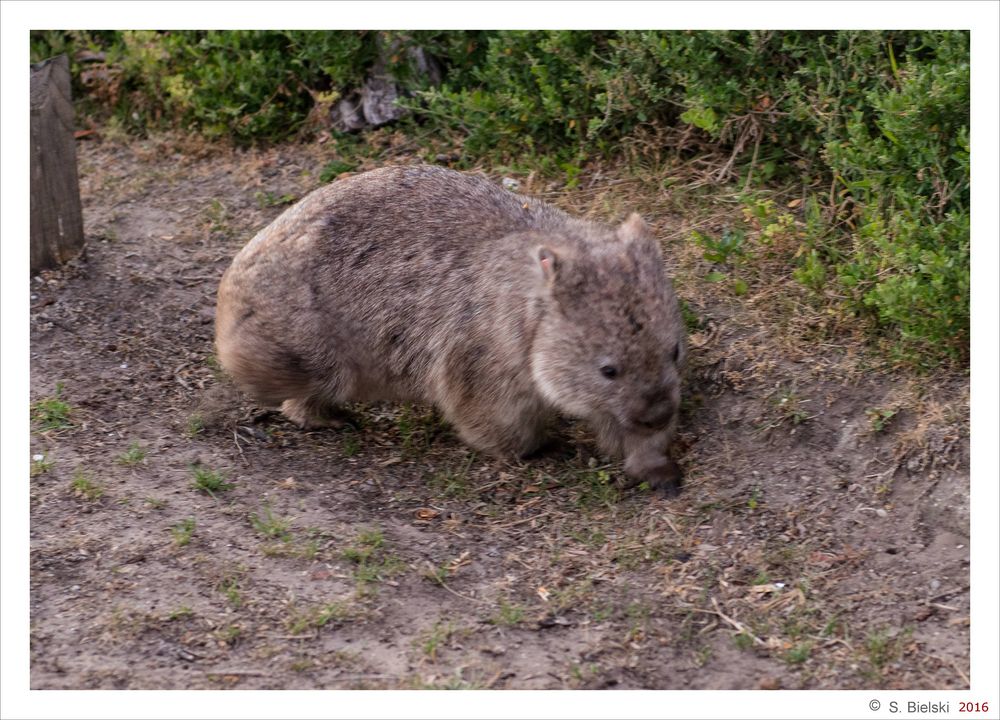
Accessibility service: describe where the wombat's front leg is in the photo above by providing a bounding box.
[281,397,357,430]
[620,429,683,498]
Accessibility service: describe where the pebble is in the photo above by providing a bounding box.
[70,585,80,592]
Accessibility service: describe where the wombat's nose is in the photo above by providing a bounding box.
[632,400,674,430]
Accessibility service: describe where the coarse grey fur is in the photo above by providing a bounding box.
[216,165,687,495]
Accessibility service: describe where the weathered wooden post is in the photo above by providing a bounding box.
[30,55,85,274]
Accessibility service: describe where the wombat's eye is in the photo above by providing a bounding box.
[599,364,619,379]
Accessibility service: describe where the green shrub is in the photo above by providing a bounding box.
[29,30,969,365]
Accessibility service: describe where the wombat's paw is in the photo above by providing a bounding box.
[280,399,356,430]
[619,458,683,498]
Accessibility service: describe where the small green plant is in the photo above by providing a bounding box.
[491,600,525,626]
[784,641,812,665]
[30,453,54,477]
[747,487,762,511]
[319,159,357,184]
[734,632,754,651]
[866,407,898,433]
[864,628,909,671]
[70,470,103,501]
[692,227,746,265]
[145,497,168,510]
[206,198,229,233]
[288,601,352,634]
[573,467,620,510]
[185,414,205,437]
[397,404,444,455]
[249,504,291,540]
[254,190,297,208]
[342,529,405,593]
[760,388,814,432]
[419,621,456,662]
[217,624,242,645]
[429,454,474,498]
[118,441,147,466]
[32,384,73,430]
[190,464,233,497]
[341,432,361,457]
[220,577,242,608]
[171,518,196,547]
[166,606,193,621]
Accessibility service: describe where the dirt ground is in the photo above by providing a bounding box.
[28,132,970,690]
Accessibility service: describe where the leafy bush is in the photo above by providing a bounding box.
[29,30,969,365]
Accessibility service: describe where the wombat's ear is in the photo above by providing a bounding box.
[536,246,559,283]
[617,212,663,260]
[617,213,652,243]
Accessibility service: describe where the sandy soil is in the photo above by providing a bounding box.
[28,133,970,690]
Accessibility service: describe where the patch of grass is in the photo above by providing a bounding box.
[30,453,54,477]
[417,621,461,662]
[70,470,103,502]
[342,529,406,595]
[341,432,361,457]
[254,190,297,208]
[117,441,147,466]
[219,577,242,609]
[864,628,910,672]
[428,453,475,498]
[318,159,357,184]
[190,464,233,497]
[693,645,714,668]
[572,467,620,510]
[397,403,446,456]
[866,407,899,433]
[144,497,168,510]
[734,632,755,651]
[287,601,353,635]
[490,600,525,626]
[759,388,815,433]
[171,518,196,547]
[249,504,291,541]
[784,641,812,665]
[205,198,230,234]
[591,603,613,623]
[32,383,73,430]
[185,413,205,437]
[217,624,242,645]
[166,606,193,621]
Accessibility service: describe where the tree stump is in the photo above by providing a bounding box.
[30,55,85,274]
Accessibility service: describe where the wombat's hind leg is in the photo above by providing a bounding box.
[281,396,357,430]
[446,407,549,459]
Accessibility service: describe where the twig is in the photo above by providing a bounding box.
[689,598,766,647]
[435,578,488,605]
[928,585,969,602]
[488,511,552,529]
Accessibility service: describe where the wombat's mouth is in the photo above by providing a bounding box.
[629,404,675,432]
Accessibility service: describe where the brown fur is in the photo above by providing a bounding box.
[216,165,687,495]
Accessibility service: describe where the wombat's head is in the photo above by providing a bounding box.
[529,214,686,433]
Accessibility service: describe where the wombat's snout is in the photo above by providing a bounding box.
[630,387,677,430]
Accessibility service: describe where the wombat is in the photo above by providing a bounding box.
[215,165,687,495]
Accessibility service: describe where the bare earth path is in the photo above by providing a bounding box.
[29,134,969,690]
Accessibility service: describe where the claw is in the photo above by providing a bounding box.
[620,458,683,498]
